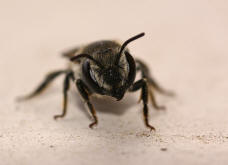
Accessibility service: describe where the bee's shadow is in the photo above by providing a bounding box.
[70,91,138,117]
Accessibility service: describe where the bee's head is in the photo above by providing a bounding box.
[87,61,128,100]
[71,32,144,100]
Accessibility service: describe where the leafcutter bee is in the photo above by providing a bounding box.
[18,33,173,130]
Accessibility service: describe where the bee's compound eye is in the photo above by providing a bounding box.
[89,69,97,83]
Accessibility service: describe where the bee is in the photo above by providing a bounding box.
[18,33,173,130]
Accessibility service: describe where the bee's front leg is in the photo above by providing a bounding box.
[76,79,98,129]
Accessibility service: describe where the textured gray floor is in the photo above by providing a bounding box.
[1,0,228,165]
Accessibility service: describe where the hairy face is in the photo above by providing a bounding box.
[89,53,129,99]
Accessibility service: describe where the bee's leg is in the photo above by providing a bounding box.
[149,88,166,110]
[54,71,74,120]
[17,70,67,101]
[129,79,155,131]
[135,59,174,96]
[135,59,173,110]
[76,79,98,129]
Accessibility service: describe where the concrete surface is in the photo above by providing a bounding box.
[1,0,228,165]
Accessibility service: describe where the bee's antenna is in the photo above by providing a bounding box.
[115,32,145,65]
[70,54,104,68]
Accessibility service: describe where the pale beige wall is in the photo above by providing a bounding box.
[1,0,228,165]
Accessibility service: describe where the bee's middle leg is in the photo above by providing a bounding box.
[54,71,74,120]
[129,78,155,131]
[135,59,174,96]
[17,70,66,101]
[135,59,168,110]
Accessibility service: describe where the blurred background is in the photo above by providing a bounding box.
[1,0,228,165]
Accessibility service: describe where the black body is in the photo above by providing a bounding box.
[19,33,173,130]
